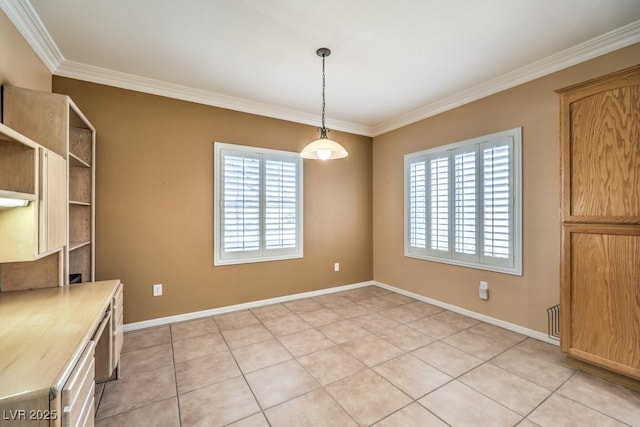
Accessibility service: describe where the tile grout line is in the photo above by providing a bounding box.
[214,312,274,425]
[168,325,184,427]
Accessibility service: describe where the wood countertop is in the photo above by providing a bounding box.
[0,280,121,406]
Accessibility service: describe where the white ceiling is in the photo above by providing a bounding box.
[3,0,640,136]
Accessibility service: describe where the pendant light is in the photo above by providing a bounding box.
[300,48,348,160]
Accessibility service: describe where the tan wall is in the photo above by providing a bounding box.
[3,9,638,332]
[0,9,50,92]
[52,78,373,323]
[372,43,640,334]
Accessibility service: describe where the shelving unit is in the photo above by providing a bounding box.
[2,85,96,286]
[0,122,67,291]
[67,112,96,284]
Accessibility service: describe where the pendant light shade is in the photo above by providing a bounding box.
[300,137,348,160]
[300,48,348,160]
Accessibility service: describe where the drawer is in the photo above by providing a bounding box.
[75,382,95,427]
[62,341,95,427]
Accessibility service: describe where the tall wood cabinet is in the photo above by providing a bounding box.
[557,65,640,383]
[2,85,96,286]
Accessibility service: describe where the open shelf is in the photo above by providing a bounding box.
[68,244,91,285]
[69,126,92,166]
[69,240,91,251]
[0,123,38,200]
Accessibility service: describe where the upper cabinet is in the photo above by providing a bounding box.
[0,124,40,261]
[0,123,37,203]
[1,85,96,285]
[0,122,66,262]
[559,66,640,224]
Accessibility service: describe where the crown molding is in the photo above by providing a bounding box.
[3,0,638,138]
[54,61,372,136]
[0,0,64,72]
[371,19,640,136]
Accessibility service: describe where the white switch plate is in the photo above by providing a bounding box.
[478,288,489,300]
[334,262,340,272]
[153,283,163,296]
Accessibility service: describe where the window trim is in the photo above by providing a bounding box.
[214,142,303,266]
[404,128,522,276]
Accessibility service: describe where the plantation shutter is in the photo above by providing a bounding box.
[482,141,512,263]
[222,154,261,254]
[429,155,449,252]
[215,143,303,265]
[454,149,477,258]
[408,159,427,249]
[403,127,520,275]
[265,158,299,250]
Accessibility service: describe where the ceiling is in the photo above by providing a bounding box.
[4,1,640,136]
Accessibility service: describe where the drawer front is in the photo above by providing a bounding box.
[75,382,95,427]
[62,341,95,427]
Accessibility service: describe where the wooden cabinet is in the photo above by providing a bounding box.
[0,280,122,426]
[0,124,66,266]
[2,85,96,285]
[558,65,640,382]
[40,149,67,255]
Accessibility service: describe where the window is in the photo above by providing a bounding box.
[405,128,522,275]
[214,142,303,265]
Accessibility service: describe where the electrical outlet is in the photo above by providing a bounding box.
[153,283,163,297]
[334,262,340,272]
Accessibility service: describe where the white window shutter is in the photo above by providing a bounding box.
[404,128,521,275]
[429,155,449,252]
[454,149,477,257]
[222,155,261,253]
[408,159,427,249]
[482,142,511,261]
[265,159,298,250]
[214,143,303,266]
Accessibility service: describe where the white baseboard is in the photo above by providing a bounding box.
[371,280,558,346]
[124,279,559,346]
[123,280,375,332]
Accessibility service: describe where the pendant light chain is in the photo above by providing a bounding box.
[320,52,328,137]
[299,47,348,160]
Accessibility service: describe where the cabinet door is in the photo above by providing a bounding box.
[560,66,640,224]
[561,225,640,379]
[39,149,67,254]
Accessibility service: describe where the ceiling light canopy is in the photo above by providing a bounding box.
[300,48,348,161]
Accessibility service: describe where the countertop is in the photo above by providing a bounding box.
[0,280,120,406]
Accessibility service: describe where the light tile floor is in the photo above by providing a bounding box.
[94,286,640,426]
